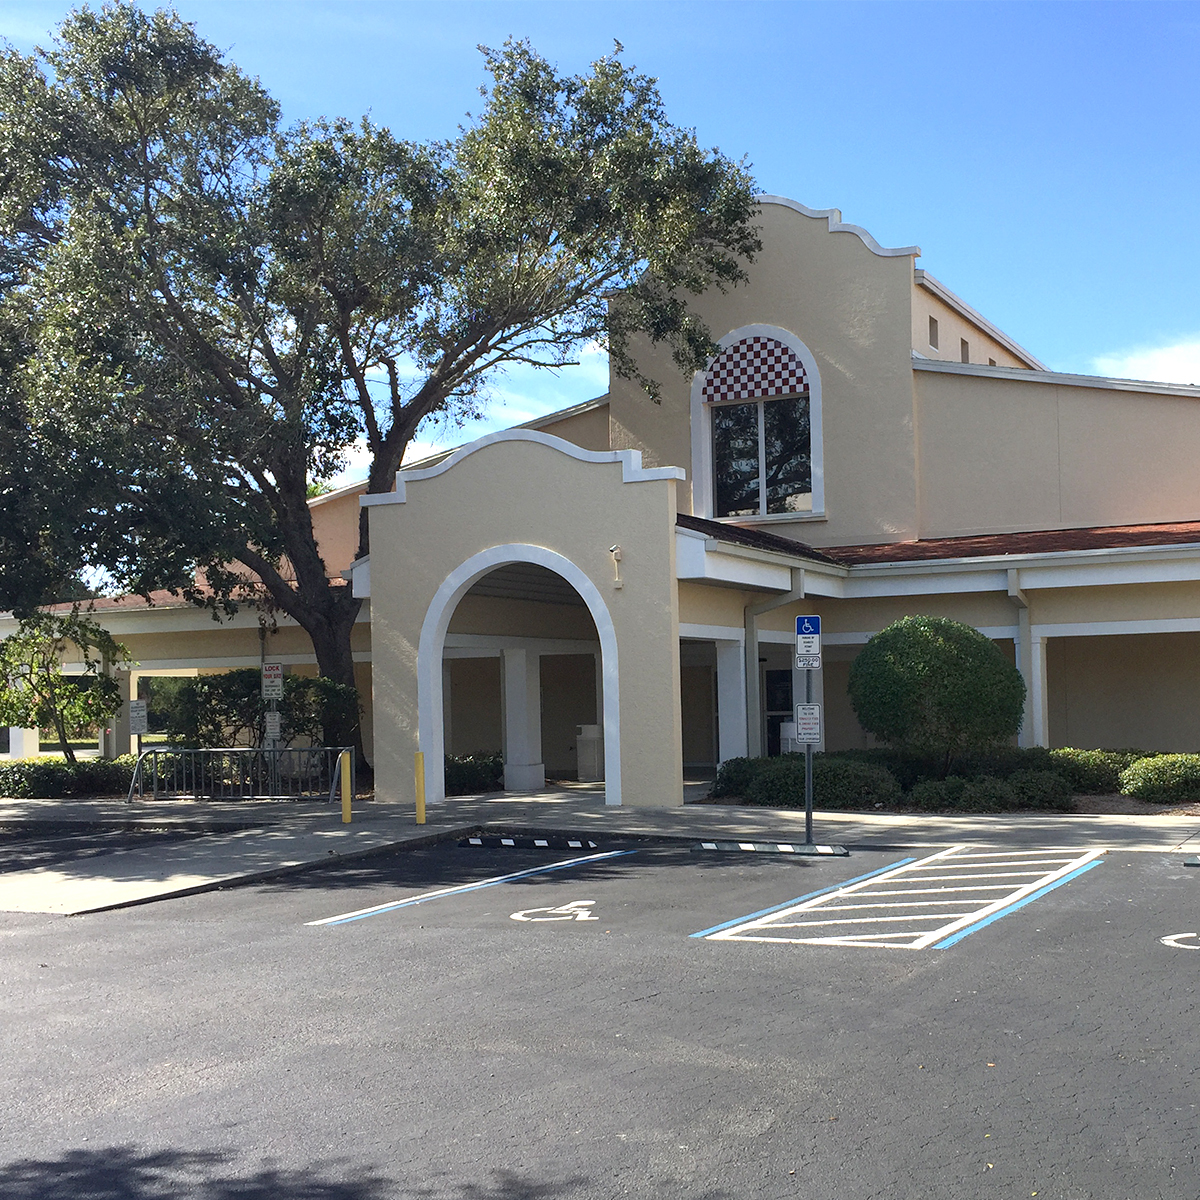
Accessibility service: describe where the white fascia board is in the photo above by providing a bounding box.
[839,541,1200,597]
[342,555,371,598]
[757,196,921,258]
[914,271,1047,369]
[364,429,684,507]
[841,568,1008,598]
[913,356,1200,399]
[675,527,844,592]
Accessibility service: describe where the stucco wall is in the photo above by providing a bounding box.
[609,201,920,547]
[1048,632,1200,752]
[367,435,683,807]
[912,285,1029,369]
[915,371,1200,537]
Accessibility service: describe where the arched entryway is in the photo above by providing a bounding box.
[417,544,622,805]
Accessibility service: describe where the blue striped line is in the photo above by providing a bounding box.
[313,849,637,926]
[932,859,1103,949]
[689,857,917,939]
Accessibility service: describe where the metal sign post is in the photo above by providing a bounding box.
[795,616,823,845]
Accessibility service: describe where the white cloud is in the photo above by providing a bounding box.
[1092,338,1200,387]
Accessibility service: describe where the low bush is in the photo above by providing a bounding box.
[1048,748,1151,794]
[911,775,1027,812]
[0,754,138,798]
[744,755,900,810]
[1119,754,1200,803]
[444,753,504,796]
[909,776,966,811]
[1008,769,1074,811]
[709,756,761,799]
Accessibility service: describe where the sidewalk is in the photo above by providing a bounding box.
[1,785,1198,916]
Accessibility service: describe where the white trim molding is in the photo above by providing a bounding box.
[757,196,921,258]
[689,324,825,521]
[913,355,1200,399]
[416,544,622,806]
[364,429,684,508]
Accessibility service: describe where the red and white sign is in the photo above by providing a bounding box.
[261,663,284,699]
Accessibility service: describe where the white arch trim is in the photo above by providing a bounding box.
[756,195,921,259]
[362,429,685,507]
[417,543,622,806]
[690,324,825,520]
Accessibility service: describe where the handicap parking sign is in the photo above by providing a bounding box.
[796,615,821,657]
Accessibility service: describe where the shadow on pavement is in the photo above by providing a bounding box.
[0,1146,607,1200]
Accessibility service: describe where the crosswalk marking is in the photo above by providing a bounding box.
[705,845,1105,950]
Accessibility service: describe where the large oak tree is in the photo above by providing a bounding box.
[1,4,760,755]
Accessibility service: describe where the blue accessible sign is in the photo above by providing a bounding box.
[795,614,822,658]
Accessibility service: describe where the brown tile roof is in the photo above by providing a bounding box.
[45,589,193,614]
[676,514,844,566]
[829,521,1200,564]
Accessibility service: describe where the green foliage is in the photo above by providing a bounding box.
[1,9,760,729]
[848,616,1026,771]
[709,756,759,799]
[1119,754,1200,803]
[0,753,136,798]
[444,753,504,796]
[157,668,360,748]
[0,608,130,762]
[1008,769,1074,811]
[741,754,900,810]
[1047,748,1151,794]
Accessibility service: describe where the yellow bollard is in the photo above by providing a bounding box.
[414,751,426,825]
[340,751,352,824]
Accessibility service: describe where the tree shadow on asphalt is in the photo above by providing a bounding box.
[247,841,832,896]
[0,1146,610,1200]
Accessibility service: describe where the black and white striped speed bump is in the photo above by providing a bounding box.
[460,835,601,851]
[696,841,848,856]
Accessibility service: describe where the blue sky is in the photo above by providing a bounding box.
[6,0,1199,478]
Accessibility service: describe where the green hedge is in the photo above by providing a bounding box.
[1119,754,1200,803]
[0,755,138,798]
[743,755,900,810]
[1047,749,1152,794]
[444,753,504,796]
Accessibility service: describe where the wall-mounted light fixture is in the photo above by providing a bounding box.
[609,545,623,589]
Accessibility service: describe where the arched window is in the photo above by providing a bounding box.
[697,333,816,518]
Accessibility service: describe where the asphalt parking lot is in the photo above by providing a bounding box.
[2,831,1199,1199]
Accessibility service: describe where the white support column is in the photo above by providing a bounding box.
[8,727,39,759]
[502,648,545,791]
[442,661,453,757]
[715,639,748,762]
[100,670,135,759]
[1029,635,1050,747]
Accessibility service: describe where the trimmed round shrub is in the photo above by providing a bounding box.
[848,616,1025,771]
[710,756,761,799]
[1008,769,1073,812]
[1048,748,1150,794]
[909,776,967,811]
[1119,754,1200,803]
[745,756,900,810]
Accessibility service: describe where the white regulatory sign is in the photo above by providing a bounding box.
[264,711,282,740]
[796,614,822,657]
[261,662,284,699]
[796,654,822,671]
[794,703,821,744]
[128,699,148,736]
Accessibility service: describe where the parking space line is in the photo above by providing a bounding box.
[307,850,636,927]
[688,858,918,938]
[703,846,1105,950]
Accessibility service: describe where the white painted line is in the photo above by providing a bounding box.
[739,843,755,851]
[706,845,1105,950]
[307,850,633,926]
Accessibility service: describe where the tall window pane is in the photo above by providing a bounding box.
[763,395,811,513]
[713,402,760,517]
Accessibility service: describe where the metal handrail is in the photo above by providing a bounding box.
[126,746,355,803]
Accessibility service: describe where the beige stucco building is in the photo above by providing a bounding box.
[11,196,1200,806]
